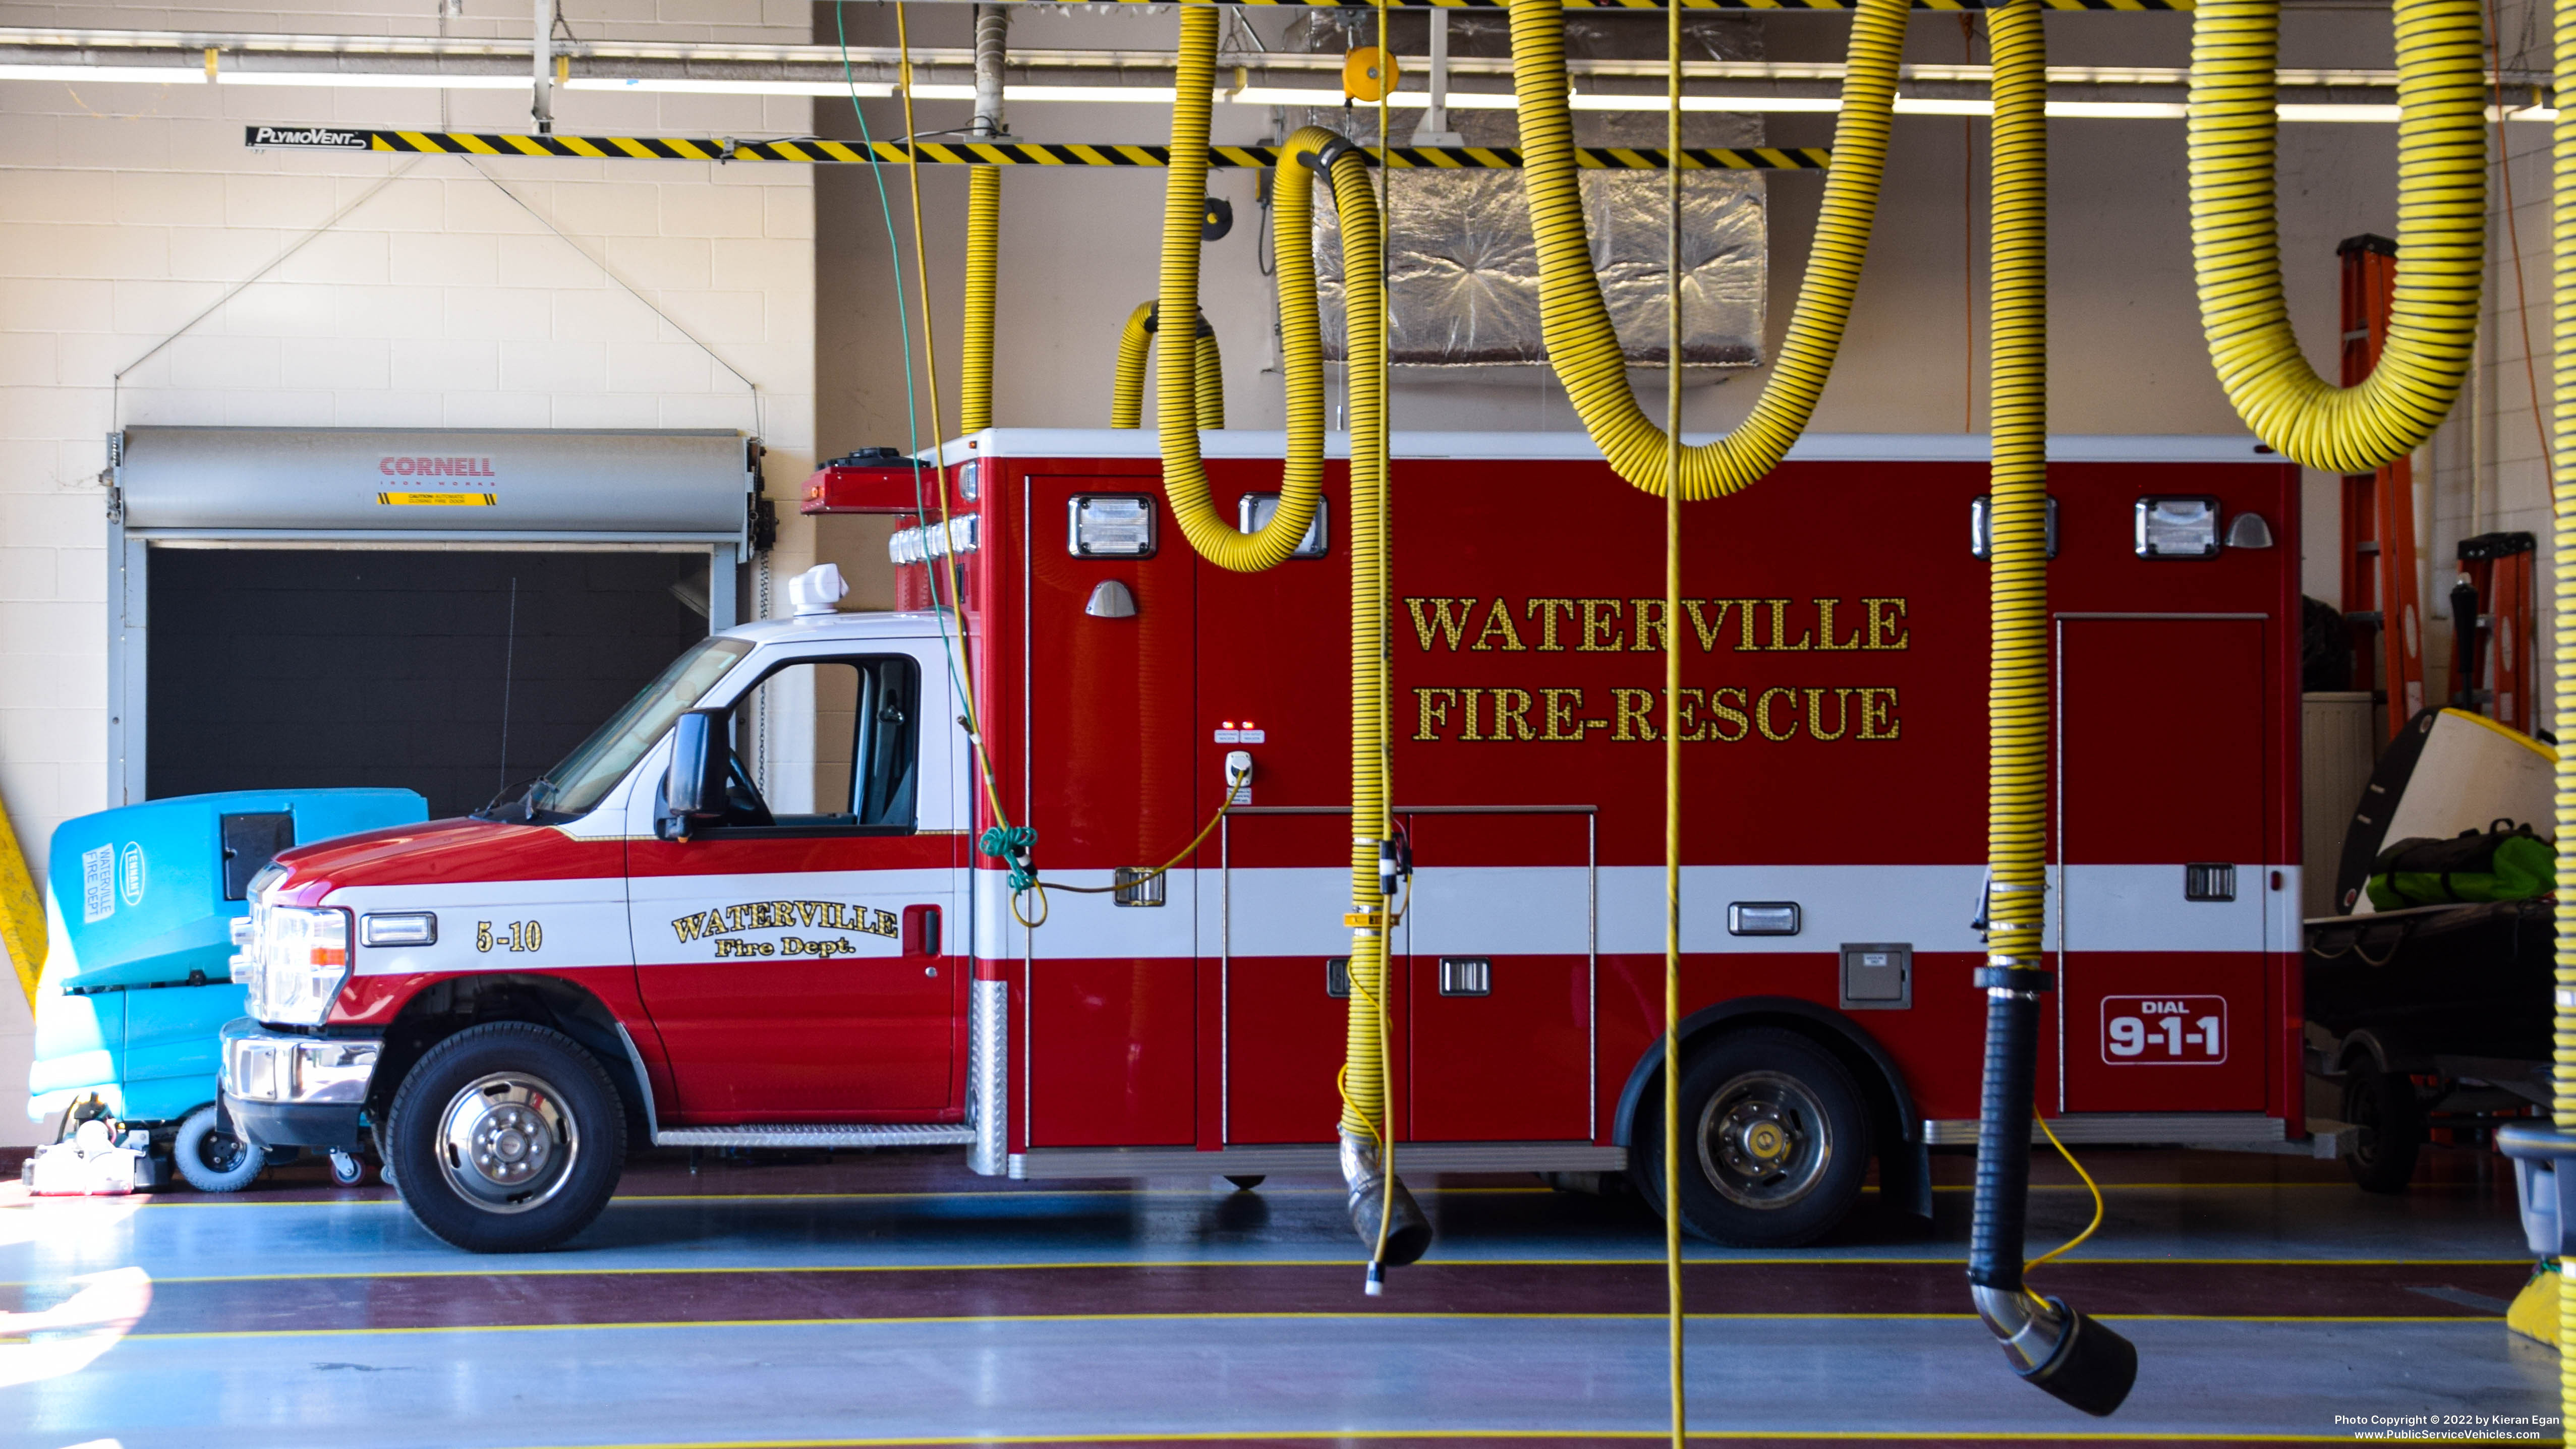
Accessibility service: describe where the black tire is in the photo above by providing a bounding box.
[1634,1027,1872,1249]
[2340,1068,2422,1194]
[1224,1175,1266,1192]
[386,1021,625,1252]
[173,1104,263,1193]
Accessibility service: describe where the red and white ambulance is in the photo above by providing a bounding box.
[220,429,2303,1252]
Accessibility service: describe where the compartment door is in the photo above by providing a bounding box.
[1404,810,1592,1142]
[2057,615,2270,1112]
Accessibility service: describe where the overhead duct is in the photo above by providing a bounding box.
[1292,10,1766,374]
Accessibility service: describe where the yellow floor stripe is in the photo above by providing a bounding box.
[90,1178,2413,1210]
[483,1435,2352,1449]
[486,1434,2342,1449]
[119,1309,2491,1344]
[58,1255,2530,1288]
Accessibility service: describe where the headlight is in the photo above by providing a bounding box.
[248,906,352,1026]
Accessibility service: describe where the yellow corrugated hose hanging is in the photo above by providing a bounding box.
[1162,1,1423,1272]
[961,165,1000,434]
[2187,0,2485,474]
[1964,1,2136,1414]
[1505,0,1904,498]
[1988,1,2049,1050]
[1110,302,1227,431]
[1156,2,1319,574]
[2553,0,2574,1415]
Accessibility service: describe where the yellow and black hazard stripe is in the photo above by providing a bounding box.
[245,129,1830,169]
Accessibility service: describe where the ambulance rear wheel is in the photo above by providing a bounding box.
[174,1105,263,1194]
[1636,1028,1871,1249]
[386,1022,625,1253]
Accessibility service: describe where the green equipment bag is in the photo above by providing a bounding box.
[2365,819,2556,910]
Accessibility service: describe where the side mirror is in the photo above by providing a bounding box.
[662,709,730,836]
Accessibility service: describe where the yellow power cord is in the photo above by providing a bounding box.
[2025,1112,2107,1297]
[2187,0,2486,474]
[1660,1,1686,1442]
[2550,0,2574,1418]
[1505,0,1904,499]
[1109,302,1226,430]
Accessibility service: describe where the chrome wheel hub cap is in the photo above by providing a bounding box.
[437,1072,578,1214]
[1695,1070,1831,1210]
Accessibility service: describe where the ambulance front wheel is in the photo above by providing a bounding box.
[386,1022,625,1253]
[1634,1027,1871,1249]
[174,1104,265,1193]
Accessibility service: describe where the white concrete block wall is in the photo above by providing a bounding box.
[0,1,816,1143]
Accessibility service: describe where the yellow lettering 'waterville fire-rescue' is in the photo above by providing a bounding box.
[1403,595,1909,745]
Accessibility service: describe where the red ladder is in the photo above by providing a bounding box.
[2336,234,2426,738]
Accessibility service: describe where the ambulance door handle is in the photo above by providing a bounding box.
[902,904,942,962]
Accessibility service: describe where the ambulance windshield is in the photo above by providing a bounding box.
[526,635,755,819]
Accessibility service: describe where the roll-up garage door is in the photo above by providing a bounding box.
[110,427,760,818]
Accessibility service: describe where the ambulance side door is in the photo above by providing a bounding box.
[625,644,960,1122]
[2056,614,2270,1112]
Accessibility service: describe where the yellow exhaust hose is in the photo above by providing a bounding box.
[2187,0,2485,474]
[961,165,1000,433]
[1505,0,1904,499]
[1157,2,1322,573]
[1162,1,1421,1267]
[1988,0,2048,995]
[1194,325,1226,430]
[1110,302,1228,431]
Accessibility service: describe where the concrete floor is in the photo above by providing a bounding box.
[0,1144,2556,1448]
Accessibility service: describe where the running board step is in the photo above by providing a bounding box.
[1921,1113,2284,1147]
[654,1124,974,1149]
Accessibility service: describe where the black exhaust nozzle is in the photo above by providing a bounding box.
[1975,1287,2137,1418]
[2016,1298,2138,1418]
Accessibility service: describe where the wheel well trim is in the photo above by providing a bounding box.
[1610,996,1922,1150]
[374,972,650,1131]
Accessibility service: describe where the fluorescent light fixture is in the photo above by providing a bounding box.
[0,63,203,84]
[1225,85,1514,109]
[1009,84,1177,104]
[2047,100,2188,119]
[219,71,528,89]
[1573,92,1842,113]
[568,77,891,97]
[2278,103,2398,122]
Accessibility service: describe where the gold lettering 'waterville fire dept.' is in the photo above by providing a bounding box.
[1404,595,1909,745]
[671,900,898,945]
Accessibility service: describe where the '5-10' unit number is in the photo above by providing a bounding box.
[2100,995,2225,1064]
[475,920,543,954]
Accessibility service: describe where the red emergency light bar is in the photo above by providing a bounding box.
[802,449,969,516]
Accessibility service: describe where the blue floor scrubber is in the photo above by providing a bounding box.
[25,789,425,1190]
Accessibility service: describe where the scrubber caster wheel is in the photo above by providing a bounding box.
[174,1104,264,1193]
[1225,1175,1266,1192]
[328,1149,366,1187]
